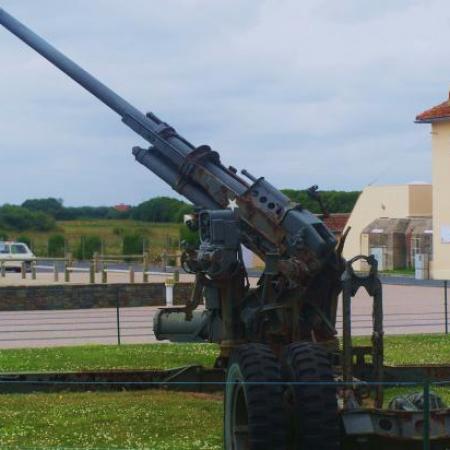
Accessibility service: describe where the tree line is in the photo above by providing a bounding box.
[0,190,360,232]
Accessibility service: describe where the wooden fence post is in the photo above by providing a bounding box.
[64,261,70,283]
[93,252,99,273]
[129,266,135,284]
[161,250,167,272]
[175,250,182,267]
[89,260,95,284]
[143,253,149,283]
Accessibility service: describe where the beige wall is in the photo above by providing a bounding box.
[409,184,433,217]
[431,121,450,279]
[343,184,432,268]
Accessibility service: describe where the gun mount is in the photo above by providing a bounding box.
[5,9,446,450]
[0,7,342,350]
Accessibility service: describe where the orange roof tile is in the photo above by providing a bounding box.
[320,213,350,233]
[114,203,130,212]
[416,91,450,123]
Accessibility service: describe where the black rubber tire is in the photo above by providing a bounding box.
[224,343,287,450]
[284,342,340,450]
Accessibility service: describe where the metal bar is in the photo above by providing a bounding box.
[143,254,149,283]
[66,267,90,272]
[89,261,95,284]
[104,269,131,274]
[0,8,192,167]
[116,291,121,346]
[64,261,70,283]
[342,282,352,388]
[445,280,448,335]
[423,379,430,450]
[100,254,144,259]
[0,11,147,125]
[372,278,384,409]
[144,271,175,276]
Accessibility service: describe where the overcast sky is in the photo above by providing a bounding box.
[0,0,449,206]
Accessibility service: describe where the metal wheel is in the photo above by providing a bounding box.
[284,342,340,450]
[224,343,286,450]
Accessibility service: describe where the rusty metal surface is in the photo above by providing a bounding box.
[0,366,225,394]
[342,408,450,449]
[354,363,450,382]
[342,255,384,408]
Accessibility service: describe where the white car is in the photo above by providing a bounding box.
[0,241,35,271]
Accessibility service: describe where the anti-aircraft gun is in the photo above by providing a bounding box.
[3,9,450,450]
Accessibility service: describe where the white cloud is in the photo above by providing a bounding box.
[0,0,448,205]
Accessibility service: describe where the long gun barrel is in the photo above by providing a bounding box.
[0,7,230,208]
[0,7,337,268]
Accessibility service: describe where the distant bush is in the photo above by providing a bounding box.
[21,197,132,221]
[75,236,102,260]
[61,206,111,220]
[122,233,144,256]
[48,234,66,257]
[175,204,195,223]
[281,189,361,214]
[180,225,199,248]
[131,197,191,223]
[0,230,8,241]
[0,205,55,231]
[22,198,65,219]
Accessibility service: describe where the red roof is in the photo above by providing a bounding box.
[321,213,350,233]
[416,91,450,123]
[114,203,130,212]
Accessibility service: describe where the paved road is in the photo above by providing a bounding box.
[0,283,447,348]
[0,306,159,348]
[0,269,196,286]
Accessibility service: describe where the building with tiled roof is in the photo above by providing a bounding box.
[416,91,450,123]
[113,203,130,213]
[415,88,450,279]
[321,213,350,237]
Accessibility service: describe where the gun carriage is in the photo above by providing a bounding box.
[2,8,450,449]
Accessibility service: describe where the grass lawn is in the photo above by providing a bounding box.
[353,333,450,365]
[0,390,223,449]
[0,336,450,448]
[1,335,449,374]
[380,268,415,276]
[0,343,219,373]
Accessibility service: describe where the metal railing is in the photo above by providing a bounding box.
[0,255,182,285]
[0,294,180,348]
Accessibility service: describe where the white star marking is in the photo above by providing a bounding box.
[227,198,239,211]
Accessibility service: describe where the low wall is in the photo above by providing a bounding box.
[0,283,193,311]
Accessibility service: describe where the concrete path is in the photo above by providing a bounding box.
[336,283,448,335]
[0,282,447,348]
[0,270,196,286]
[0,306,159,348]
